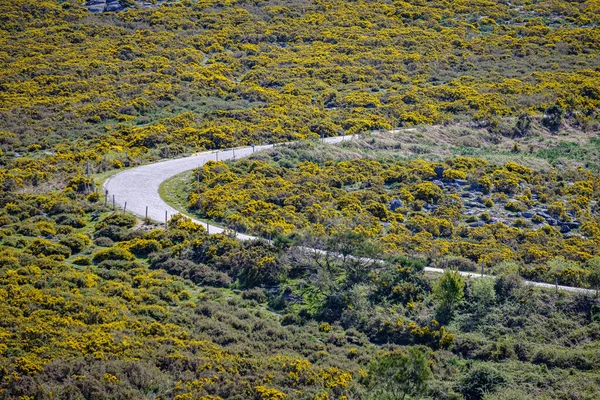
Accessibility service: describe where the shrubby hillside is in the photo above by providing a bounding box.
[1,187,600,399]
[1,0,600,399]
[1,0,599,190]
[187,134,600,286]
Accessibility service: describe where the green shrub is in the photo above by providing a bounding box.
[504,201,527,212]
[56,225,75,235]
[459,364,506,400]
[124,238,161,256]
[96,213,136,230]
[483,198,494,208]
[55,214,86,228]
[59,233,91,253]
[94,225,129,242]
[72,256,92,266]
[92,247,135,264]
[479,212,491,222]
[94,237,115,247]
[242,288,267,303]
[531,215,545,223]
[17,224,39,236]
[28,238,71,258]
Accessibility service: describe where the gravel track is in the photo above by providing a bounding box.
[104,133,595,295]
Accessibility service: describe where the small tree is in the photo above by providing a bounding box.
[547,257,585,291]
[459,364,506,400]
[325,230,379,286]
[513,113,531,137]
[367,347,431,400]
[433,270,465,322]
[587,257,600,296]
[470,277,496,313]
[541,104,563,132]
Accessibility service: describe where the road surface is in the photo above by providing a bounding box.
[104,133,595,295]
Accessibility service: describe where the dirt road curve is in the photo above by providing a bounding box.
[104,136,350,239]
[104,133,595,295]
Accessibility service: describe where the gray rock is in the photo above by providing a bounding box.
[469,221,486,228]
[85,0,106,12]
[389,198,403,211]
[565,221,581,229]
[469,182,483,192]
[522,212,534,218]
[85,0,163,13]
[454,179,469,186]
[347,336,363,346]
[432,179,445,189]
[434,166,445,179]
[560,224,571,233]
[105,0,124,12]
[547,218,558,226]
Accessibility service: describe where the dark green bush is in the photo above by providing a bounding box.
[92,247,135,264]
[59,233,91,253]
[459,364,506,400]
[55,214,86,228]
[95,225,129,242]
[94,236,115,247]
[27,238,71,259]
[95,213,136,231]
[242,288,267,303]
[72,256,92,266]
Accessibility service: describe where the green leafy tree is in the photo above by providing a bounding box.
[541,104,564,132]
[587,257,600,296]
[326,231,380,286]
[470,277,496,313]
[547,256,585,290]
[459,364,506,400]
[367,348,431,400]
[433,270,465,322]
[513,113,531,137]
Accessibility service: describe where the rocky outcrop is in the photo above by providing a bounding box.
[105,0,125,12]
[84,0,163,13]
[85,0,107,13]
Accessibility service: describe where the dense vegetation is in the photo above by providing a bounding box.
[1,0,600,190]
[1,190,600,399]
[1,0,600,398]
[186,134,600,287]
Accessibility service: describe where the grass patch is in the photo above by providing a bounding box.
[159,169,230,231]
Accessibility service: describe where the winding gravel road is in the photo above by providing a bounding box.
[104,135,351,239]
[104,133,595,295]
